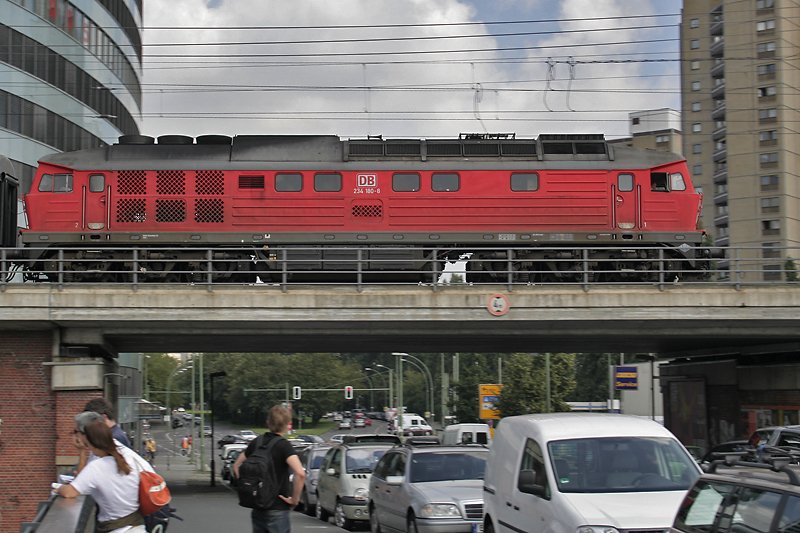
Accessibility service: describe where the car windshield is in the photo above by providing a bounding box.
[409,451,487,483]
[549,436,699,493]
[346,448,388,473]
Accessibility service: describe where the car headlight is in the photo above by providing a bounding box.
[577,527,620,533]
[419,504,461,518]
[353,488,369,500]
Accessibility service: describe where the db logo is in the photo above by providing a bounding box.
[357,174,377,187]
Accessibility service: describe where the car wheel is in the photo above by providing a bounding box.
[407,512,420,533]
[485,519,495,533]
[369,505,382,533]
[315,494,329,522]
[334,500,353,530]
[302,489,316,516]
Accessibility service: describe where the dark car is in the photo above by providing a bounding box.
[217,434,247,449]
[672,458,800,533]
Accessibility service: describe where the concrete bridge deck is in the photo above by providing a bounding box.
[1,284,798,356]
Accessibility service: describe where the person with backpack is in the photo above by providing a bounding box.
[233,405,306,533]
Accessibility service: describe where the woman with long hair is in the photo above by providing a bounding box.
[57,413,147,533]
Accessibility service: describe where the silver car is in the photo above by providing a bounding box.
[316,442,395,529]
[369,445,489,533]
[297,443,332,516]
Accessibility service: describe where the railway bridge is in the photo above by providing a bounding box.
[2,281,800,530]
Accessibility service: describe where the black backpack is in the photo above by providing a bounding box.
[237,435,282,510]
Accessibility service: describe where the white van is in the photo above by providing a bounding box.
[394,413,433,436]
[441,423,492,446]
[483,413,701,533]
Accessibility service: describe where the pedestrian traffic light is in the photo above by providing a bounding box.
[344,386,354,400]
[292,386,301,400]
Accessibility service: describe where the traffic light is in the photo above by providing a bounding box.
[344,386,354,400]
[292,386,301,400]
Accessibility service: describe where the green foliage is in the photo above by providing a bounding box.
[568,353,612,402]
[144,353,179,406]
[494,353,576,416]
[785,257,799,282]
[449,354,502,423]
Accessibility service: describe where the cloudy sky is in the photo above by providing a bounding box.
[140,0,683,140]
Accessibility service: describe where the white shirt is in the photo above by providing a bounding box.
[71,444,154,524]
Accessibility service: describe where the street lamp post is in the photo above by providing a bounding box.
[392,353,405,436]
[209,371,226,487]
[372,364,393,413]
[393,352,434,423]
[362,373,374,410]
[400,357,431,417]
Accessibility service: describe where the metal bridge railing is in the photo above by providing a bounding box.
[1,245,798,292]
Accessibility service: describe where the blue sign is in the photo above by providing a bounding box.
[615,366,638,390]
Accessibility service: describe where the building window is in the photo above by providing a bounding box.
[758,86,776,97]
[759,130,777,142]
[756,0,774,8]
[757,42,776,54]
[692,102,701,112]
[691,60,700,70]
[691,81,701,91]
[690,18,700,28]
[762,243,780,259]
[757,63,776,75]
[717,225,729,237]
[758,108,777,121]
[715,183,727,195]
[632,117,640,126]
[760,175,779,190]
[761,219,780,235]
[690,39,700,50]
[692,123,702,133]
[715,204,728,217]
[655,135,669,144]
[756,19,775,32]
[692,144,702,154]
[760,152,778,164]
[693,164,703,176]
[760,197,780,214]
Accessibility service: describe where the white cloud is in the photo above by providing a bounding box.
[140,0,681,140]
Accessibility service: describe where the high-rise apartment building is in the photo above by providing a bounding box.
[1,0,142,193]
[680,0,799,280]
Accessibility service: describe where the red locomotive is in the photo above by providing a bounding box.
[8,133,713,283]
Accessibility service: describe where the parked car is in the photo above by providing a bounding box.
[342,434,401,445]
[203,425,212,438]
[369,444,488,533]
[483,413,701,533]
[220,443,248,482]
[441,423,492,446]
[315,442,395,529]
[296,434,326,445]
[339,418,353,430]
[297,443,332,516]
[673,458,800,533]
[329,434,347,444]
[217,434,248,449]
[238,429,258,441]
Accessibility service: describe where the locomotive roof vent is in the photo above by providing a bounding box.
[538,134,609,159]
[157,135,194,145]
[117,134,155,145]
[197,135,233,146]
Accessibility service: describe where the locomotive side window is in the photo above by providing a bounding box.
[651,172,669,192]
[670,172,687,191]
[314,173,342,192]
[432,173,459,192]
[393,173,420,192]
[38,173,73,193]
[89,174,105,192]
[618,173,634,192]
[275,173,302,192]
[510,172,539,191]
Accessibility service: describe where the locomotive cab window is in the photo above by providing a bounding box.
[618,173,634,192]
[432,173,460,192]
[89,174,105,192]
[511,172,539,192]
[314,173,342,192]
[275,173,302,192]
[38,173,73,193]
[651,172,669,192]
[670,172,687,191]
[393,173,420,192]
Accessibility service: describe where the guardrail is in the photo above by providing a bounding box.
[1,244,798,291]
[20,494,96,533]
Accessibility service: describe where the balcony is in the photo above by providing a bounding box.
[713,166,728,183]
[713,146,727,162]
[711,102,726,120]
[711,81,726,100]
[710,18,724,36]
[710,36,725,57]
[711,60,725,79]
[712,125,727,141]
[714,191,729,205]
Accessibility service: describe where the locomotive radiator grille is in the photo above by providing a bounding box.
[156,170,186,195]
[155,199,186,222]
[117,170,147,195]
[196,170,224,195]
[116,198,146,223]
[352,204,383,218]
[195,198,224,223]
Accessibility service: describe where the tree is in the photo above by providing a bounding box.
[449,353,502,423]
[495,353,576,416]
[568,353,613,403]
[785,258,798,282]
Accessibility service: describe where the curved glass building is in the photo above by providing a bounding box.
[1,0,142,193]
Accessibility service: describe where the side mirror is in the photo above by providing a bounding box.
[518,469,547,497]
[385,475,404,485]
[326,468,336,476]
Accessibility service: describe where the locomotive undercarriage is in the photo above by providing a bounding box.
[19,244,711,284]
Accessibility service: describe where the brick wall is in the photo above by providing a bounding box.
[0,331,104,532]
